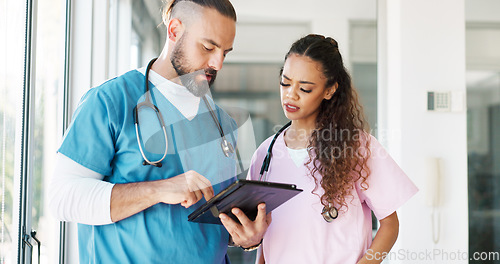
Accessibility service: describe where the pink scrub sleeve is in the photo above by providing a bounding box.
[358,135,419,220]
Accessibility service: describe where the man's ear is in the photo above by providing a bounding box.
[324,82,338,100]
[167,18,184,42]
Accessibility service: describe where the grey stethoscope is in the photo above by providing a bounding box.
[133,58,235,167]
[259,121,338,222]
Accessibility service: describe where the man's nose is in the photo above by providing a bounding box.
[208,53,224,71]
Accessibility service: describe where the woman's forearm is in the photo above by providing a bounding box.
[357,211,399,264]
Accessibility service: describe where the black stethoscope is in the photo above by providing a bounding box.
[259,121,338,222]
[133,58,235,167]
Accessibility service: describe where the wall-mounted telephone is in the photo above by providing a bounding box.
[425,157,442,244]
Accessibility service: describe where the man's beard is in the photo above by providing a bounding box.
[170,35,217,97]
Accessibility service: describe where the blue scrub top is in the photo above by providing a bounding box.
[59,70,238,264]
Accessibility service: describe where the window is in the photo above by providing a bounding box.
[1,0,28,262]
[1,0,66,262]
[466,23,500,260]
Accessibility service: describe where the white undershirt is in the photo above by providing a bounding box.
[49,154,114,225]
[286,147,309,168]
[48,69,199,225]
[137,67,200,121]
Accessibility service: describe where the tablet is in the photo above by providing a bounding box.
[188,180,303,225]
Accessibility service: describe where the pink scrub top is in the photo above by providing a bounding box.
[247,132,418,264]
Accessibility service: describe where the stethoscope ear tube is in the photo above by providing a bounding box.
[259,153,271,175]
[143,160,162,167]
[145,58,157,94]
[258,121,291,181]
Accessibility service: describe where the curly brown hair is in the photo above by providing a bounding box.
[283,34,371,213]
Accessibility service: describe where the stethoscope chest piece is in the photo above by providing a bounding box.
[322,206,338,223]
[221,138,234,157]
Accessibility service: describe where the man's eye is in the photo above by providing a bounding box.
[203,46,214,51]
[280,82,290,87]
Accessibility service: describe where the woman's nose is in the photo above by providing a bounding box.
[286,86,299,99]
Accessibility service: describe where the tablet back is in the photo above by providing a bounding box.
[188,180,303,225]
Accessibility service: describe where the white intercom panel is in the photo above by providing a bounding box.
[427,91,465,112]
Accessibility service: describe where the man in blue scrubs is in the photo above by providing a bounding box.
[48,0,270,263]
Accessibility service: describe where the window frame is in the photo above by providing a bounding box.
[17,0,38,262]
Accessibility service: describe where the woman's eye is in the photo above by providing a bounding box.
[280,82,290,87]
[300,88,312,93]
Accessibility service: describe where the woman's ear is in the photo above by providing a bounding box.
[324,83,338,100]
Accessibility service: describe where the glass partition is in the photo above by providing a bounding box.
[467,70,500,262]
[466,1,500,262]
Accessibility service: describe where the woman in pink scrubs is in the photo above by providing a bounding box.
[247,34,418,264]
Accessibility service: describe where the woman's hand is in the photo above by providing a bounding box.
[219,203,272,249]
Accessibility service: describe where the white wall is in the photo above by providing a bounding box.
[230,0,377,66]
[379,0,468,263]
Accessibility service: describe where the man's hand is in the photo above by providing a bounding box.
[219,203,271,248]
[110,170,214,222]
[155,170,215,208]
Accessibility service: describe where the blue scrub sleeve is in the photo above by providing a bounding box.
[58,88,118,176]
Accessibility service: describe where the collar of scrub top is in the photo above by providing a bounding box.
[134,58,235,168]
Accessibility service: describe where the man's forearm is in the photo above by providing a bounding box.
[50,154,214,224]
[110,170,215,222]
[110,181,160,222]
